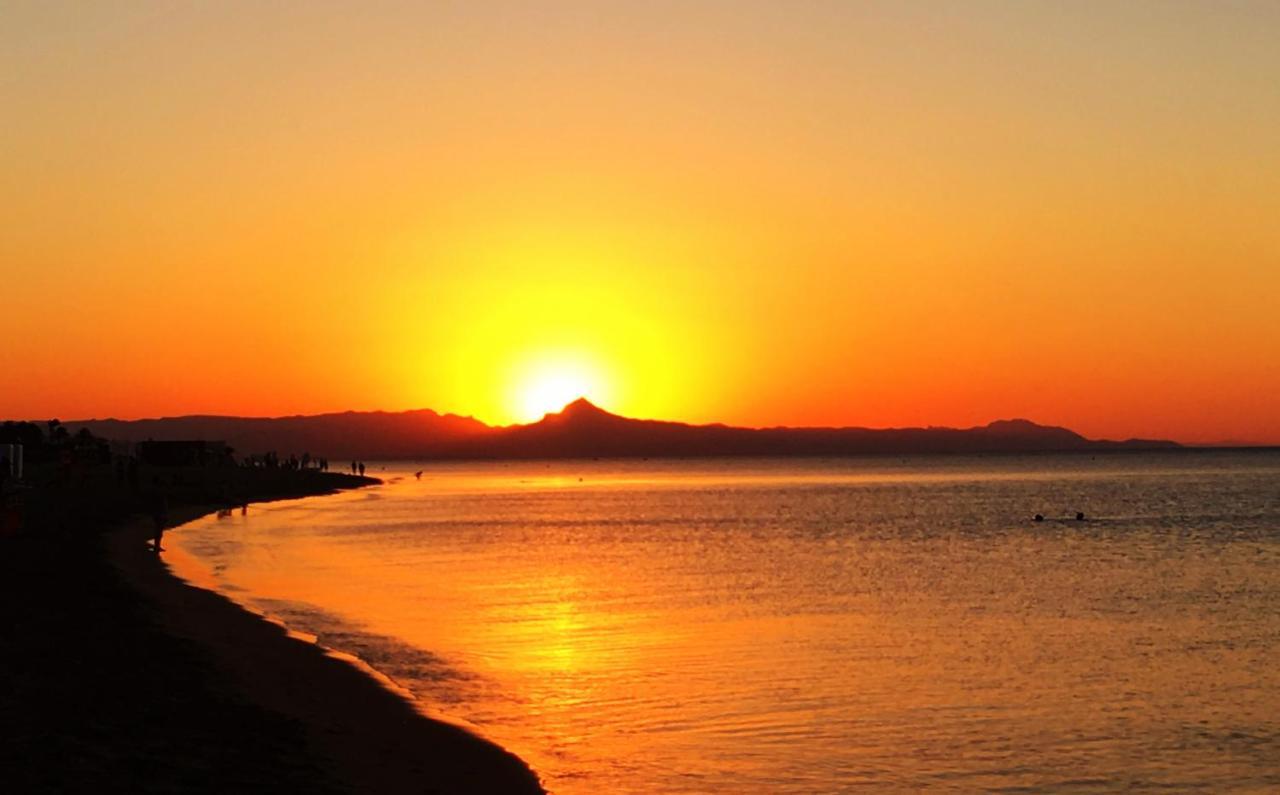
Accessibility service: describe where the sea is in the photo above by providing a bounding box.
[168,452,1280,793]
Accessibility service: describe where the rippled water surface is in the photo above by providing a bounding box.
[172,453,1280,793]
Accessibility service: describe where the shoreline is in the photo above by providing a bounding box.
[0,466,543,793]
[107,486,545,795]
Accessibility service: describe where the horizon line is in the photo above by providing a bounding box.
[18,398,1273,447]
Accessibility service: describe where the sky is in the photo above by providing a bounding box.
[2,1,1278,443]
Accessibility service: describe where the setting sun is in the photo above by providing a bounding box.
[512,355,611,423]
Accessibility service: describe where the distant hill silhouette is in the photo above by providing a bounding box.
[67,399,1179,460]
[71,410,493,461]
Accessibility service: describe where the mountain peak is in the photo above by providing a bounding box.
[528,397,618,429]
[981,418,1085,442]
[984,418,1043,431]
[557,397,610,418]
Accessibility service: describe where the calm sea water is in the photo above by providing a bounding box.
[171,453,1280,793]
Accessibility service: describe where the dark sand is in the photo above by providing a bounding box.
[1,468,543,794]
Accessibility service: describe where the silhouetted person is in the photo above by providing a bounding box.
[1076,511,1085,521]
[414,471,422,480]
[152,495,169,553]
[358,462,365,477]
[351,461,358,475]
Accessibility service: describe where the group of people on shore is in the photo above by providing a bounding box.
[241,452,330,472]
[241,453,370,478]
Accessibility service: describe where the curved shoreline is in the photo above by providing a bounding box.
[108,497,545,794]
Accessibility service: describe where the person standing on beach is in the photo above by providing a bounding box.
[152,495,169,553]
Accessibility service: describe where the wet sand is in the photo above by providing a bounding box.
[110,508,543,794]
[0,470,543,794]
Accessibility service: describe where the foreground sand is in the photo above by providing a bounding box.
[110,506,544,794]
[0,469,542,793]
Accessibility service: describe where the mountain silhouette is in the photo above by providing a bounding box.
[72,409,494,460]
[67,399,1179,460]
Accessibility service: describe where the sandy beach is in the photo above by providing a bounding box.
[0,468,543,794]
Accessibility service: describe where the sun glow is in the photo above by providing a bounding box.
[513,355,611,423]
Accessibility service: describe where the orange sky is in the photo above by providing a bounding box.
[3,2,1278,443]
